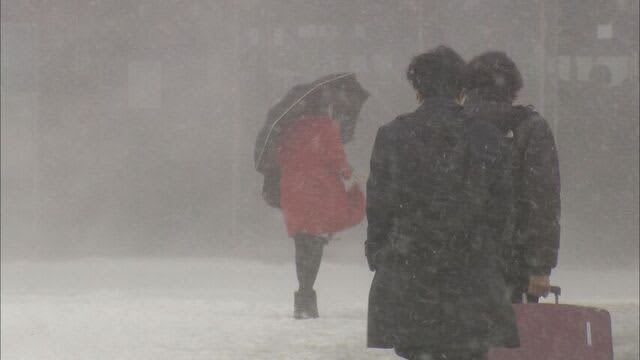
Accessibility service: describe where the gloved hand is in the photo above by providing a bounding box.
[528,275,551,297]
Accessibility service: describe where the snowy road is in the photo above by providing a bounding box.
[2,259,638,359]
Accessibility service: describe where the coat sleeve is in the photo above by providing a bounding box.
[365,126,395,271]
[324,120,352,179]
[521,117,561,275]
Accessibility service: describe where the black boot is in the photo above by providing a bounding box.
[294,289,319,319]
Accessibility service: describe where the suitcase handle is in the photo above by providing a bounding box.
[550,285,561,304]
[522,285,562,304]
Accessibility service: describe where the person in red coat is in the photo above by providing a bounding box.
[278,114,365,319]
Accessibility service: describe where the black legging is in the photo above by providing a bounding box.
[294,234,328,290]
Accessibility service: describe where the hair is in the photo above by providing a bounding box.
[464,51,523,103]
[406,45,466,99]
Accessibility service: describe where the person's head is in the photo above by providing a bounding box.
[406,45,466,102]
[464,51,523,103]
[300,86,360,143]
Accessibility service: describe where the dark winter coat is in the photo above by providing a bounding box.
[462,95,561,290]
[365,97,519,352]
[278,116,365,237]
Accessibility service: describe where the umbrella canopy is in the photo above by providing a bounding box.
[254,73,369,173]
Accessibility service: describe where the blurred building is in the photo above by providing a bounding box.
[2,0,638,265]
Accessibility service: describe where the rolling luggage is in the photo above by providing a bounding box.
[488,286,614,360]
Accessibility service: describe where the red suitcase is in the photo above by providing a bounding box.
[488,287,614,360]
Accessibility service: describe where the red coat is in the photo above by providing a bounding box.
[278,116,365,237]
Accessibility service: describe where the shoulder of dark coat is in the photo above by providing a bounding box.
[376,113,413,139]
[514,105,547,127]
[389,112,414,126]
[372,121,394,149]
[514,105,554,136]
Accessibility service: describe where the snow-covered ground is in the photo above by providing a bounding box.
[1,258,638,360]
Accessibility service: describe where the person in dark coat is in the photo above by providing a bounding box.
[462,52,561,303]
[365,46,519,360]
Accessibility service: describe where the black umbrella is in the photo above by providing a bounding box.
[254,73,369,174]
